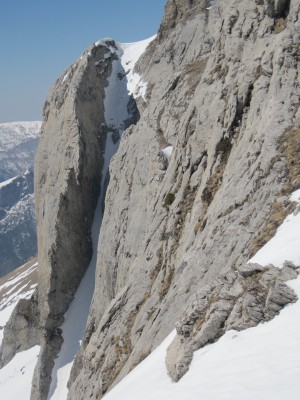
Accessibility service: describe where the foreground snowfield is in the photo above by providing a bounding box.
[103,189,300,400]
[0,260,38,399]
[0,184,299,400]
[0,259,37,344]
[0,346,40,399]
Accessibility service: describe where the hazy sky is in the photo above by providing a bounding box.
[0,0,166,123]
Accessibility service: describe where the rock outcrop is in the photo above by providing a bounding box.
[32,43,114,399]
[166,261,299,381]
[32,35,145,399]
[0,289,39,368]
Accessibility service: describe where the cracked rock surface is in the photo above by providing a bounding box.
[166,261,299,381]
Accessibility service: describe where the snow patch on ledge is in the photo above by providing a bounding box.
[62,72,69,84]
[118,35,156,100]
[0,175,17,189]
[162,146,173,160]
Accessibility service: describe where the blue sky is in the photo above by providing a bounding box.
[0,0,166,123]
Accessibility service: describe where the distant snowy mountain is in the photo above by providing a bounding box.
[0,121,40,276]
[0,121,40,182]
[0,170,37,276]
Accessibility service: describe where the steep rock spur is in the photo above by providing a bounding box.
[31,37,150,399]
[32,43,114,399]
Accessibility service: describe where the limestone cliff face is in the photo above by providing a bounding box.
[157,0,209,38]
[67,0,300,399]
[3,0,297,399]
[32,44,114,399]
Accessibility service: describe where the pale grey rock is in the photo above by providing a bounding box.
[157,0,209,40]
[31,43,115,400]
[68,1,300,398]
[237,262,267,277]
[31,36,142,399]
[1,0,295,398]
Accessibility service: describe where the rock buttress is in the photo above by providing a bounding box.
[32,44,115,400]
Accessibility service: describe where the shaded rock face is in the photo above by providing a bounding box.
[32,43,116,399]
[68,1,300,399]
[166,261,299,381]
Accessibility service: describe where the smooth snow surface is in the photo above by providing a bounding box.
[0,346,40,400]
[104,189,300,400]
[249,188,300,268]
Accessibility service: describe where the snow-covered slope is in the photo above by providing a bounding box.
[0,121,40,276]
[0,346,40,400]
[102,189,300,400]
[0,259,38,399]
[0,259,37,344]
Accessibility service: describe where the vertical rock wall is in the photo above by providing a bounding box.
[32,44,114,400]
